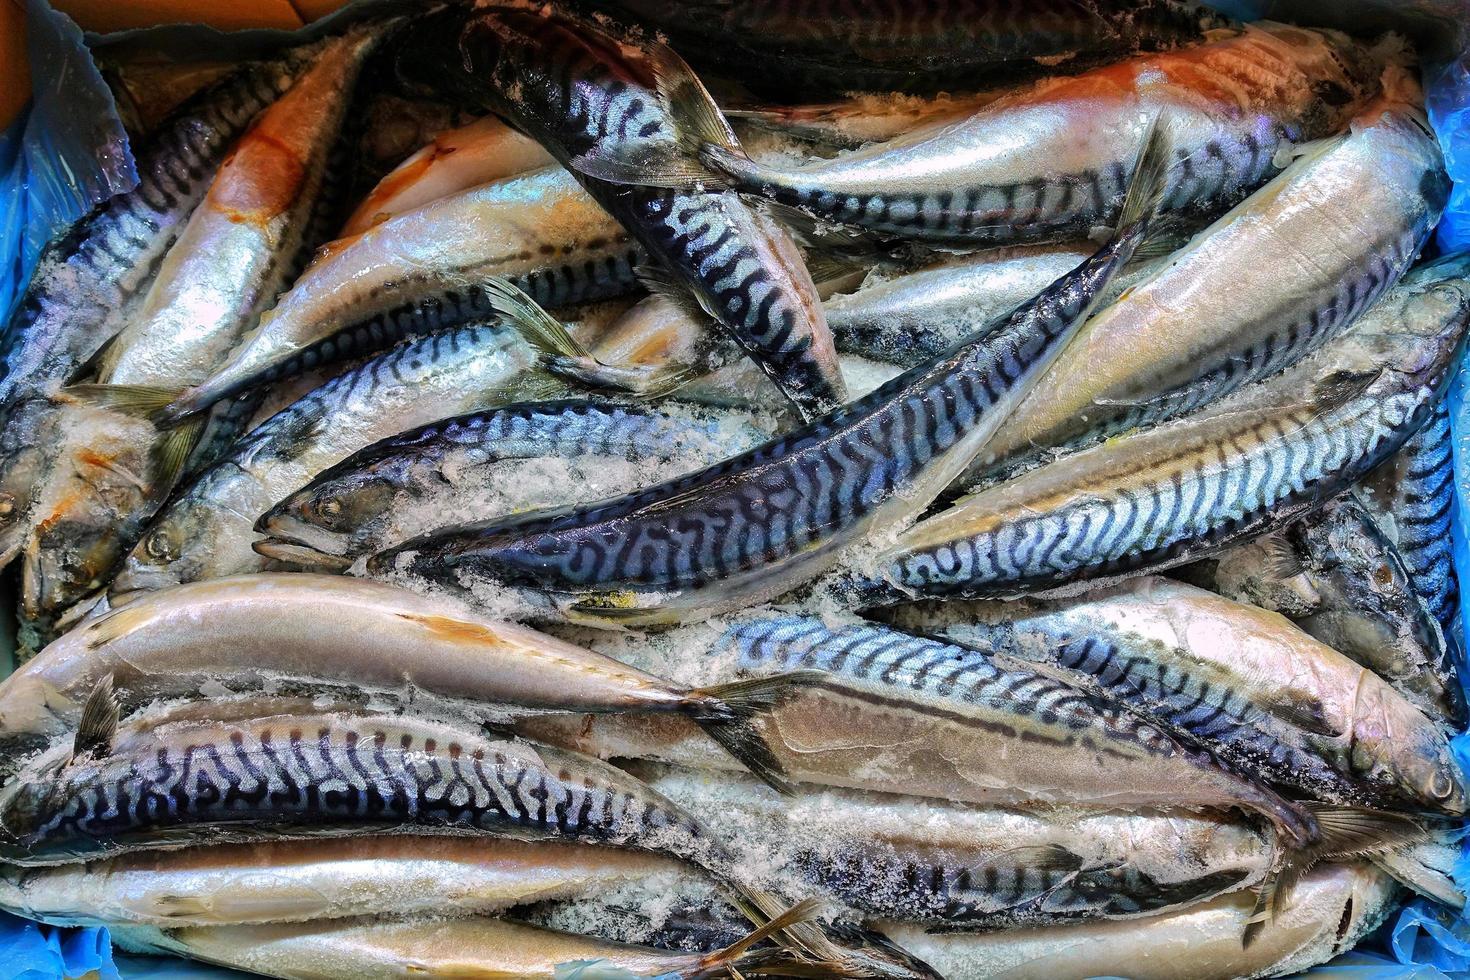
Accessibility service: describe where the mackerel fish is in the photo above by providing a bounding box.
[110,293,564,595]
[0,836,687,928]
[966,80,1448,482]
[575,0,1232,96]
[0,41,334,565]
[881,862,1397,980]
[1188,494,1466,728]
[256,400,774,568]
[365,124,1171,626]
[887,577,1468,815]
[684,23,1385,245]
[844,250,1470,603]
[393,4,846,419]
[0,707,936,979]
[0,573,798,785]
[17,29,383,630]
[152,165,638,427]
[645,765,1271,928]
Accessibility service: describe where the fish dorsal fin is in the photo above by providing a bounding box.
[73,674,120,761]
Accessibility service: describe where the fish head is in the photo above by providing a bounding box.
[1357,253,1470,383]
[255,468,403,568]
[110,499,219,598]
[1350,681,1469,815]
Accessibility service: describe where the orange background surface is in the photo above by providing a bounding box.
[1,0,355,129]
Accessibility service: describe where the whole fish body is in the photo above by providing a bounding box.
[695,23,1385,245]
[880,862,1397,980]
[966,82,1448,482]
[340,113,555,234]
[1190,495,1466,728]
[886,577,1467,815]
[111,320,549,595]
[0,42,332,567]
[256,400,775,568]
[393,4,846,419]
[0,711,927,979]
[525,609,1316,848]
[644,765,1271,928]
[848,250,1470,603]
[0,836,688,928]
[155,165,638,426]
[576,0,1232,96]
[17,30,384,629]
[112,914,804,980]
[365,136,1167,626]
[0,573,787,779]
[1360,400,1462,645]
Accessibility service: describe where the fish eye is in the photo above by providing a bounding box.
[1431,770,1455,800]
[144,527,180,563]
[0,493,13,521]
[309,497,345,529]
[1372,563,1394,587]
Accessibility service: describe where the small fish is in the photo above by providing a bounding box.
[576,0,1232,96]
[17,28,385,630]
[367,122,1172,626]
[966,79,1448,482]
[886,577,1468,815]
[880,862,1397,980]
[848,250,1470,603]
[0,42,330,565]
[0,573,799,785]
[0,703,931,979]
[646,766,1271,928]
[0,836,689,928]
[661,23,1385,245]
[112,908,840,980]
[1190,495,1466,729]
[110,285,570,596]
[149,165,638,428]
[395,4,846,419]
[256,400,774,568]
[340,113,555,234]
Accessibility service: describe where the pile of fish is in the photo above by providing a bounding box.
[0,1,1466,977]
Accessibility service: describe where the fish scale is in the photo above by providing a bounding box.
[393,4,845,419]
[0,44,327,561]
[368,161,1161,626]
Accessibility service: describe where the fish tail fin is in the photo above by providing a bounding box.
[729,891,939,980]
[61,384,188,424]
[570,42,735,190]
[685,671,828,796]
[695,898,825,977]
[1308,803,1429,859]
[480,277,594,362]
[1115,114,1174,237]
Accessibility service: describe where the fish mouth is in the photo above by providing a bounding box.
[252,515,354,569]
[253,537,353,570]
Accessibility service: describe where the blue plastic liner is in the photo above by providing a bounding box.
[0,1,1468,978]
